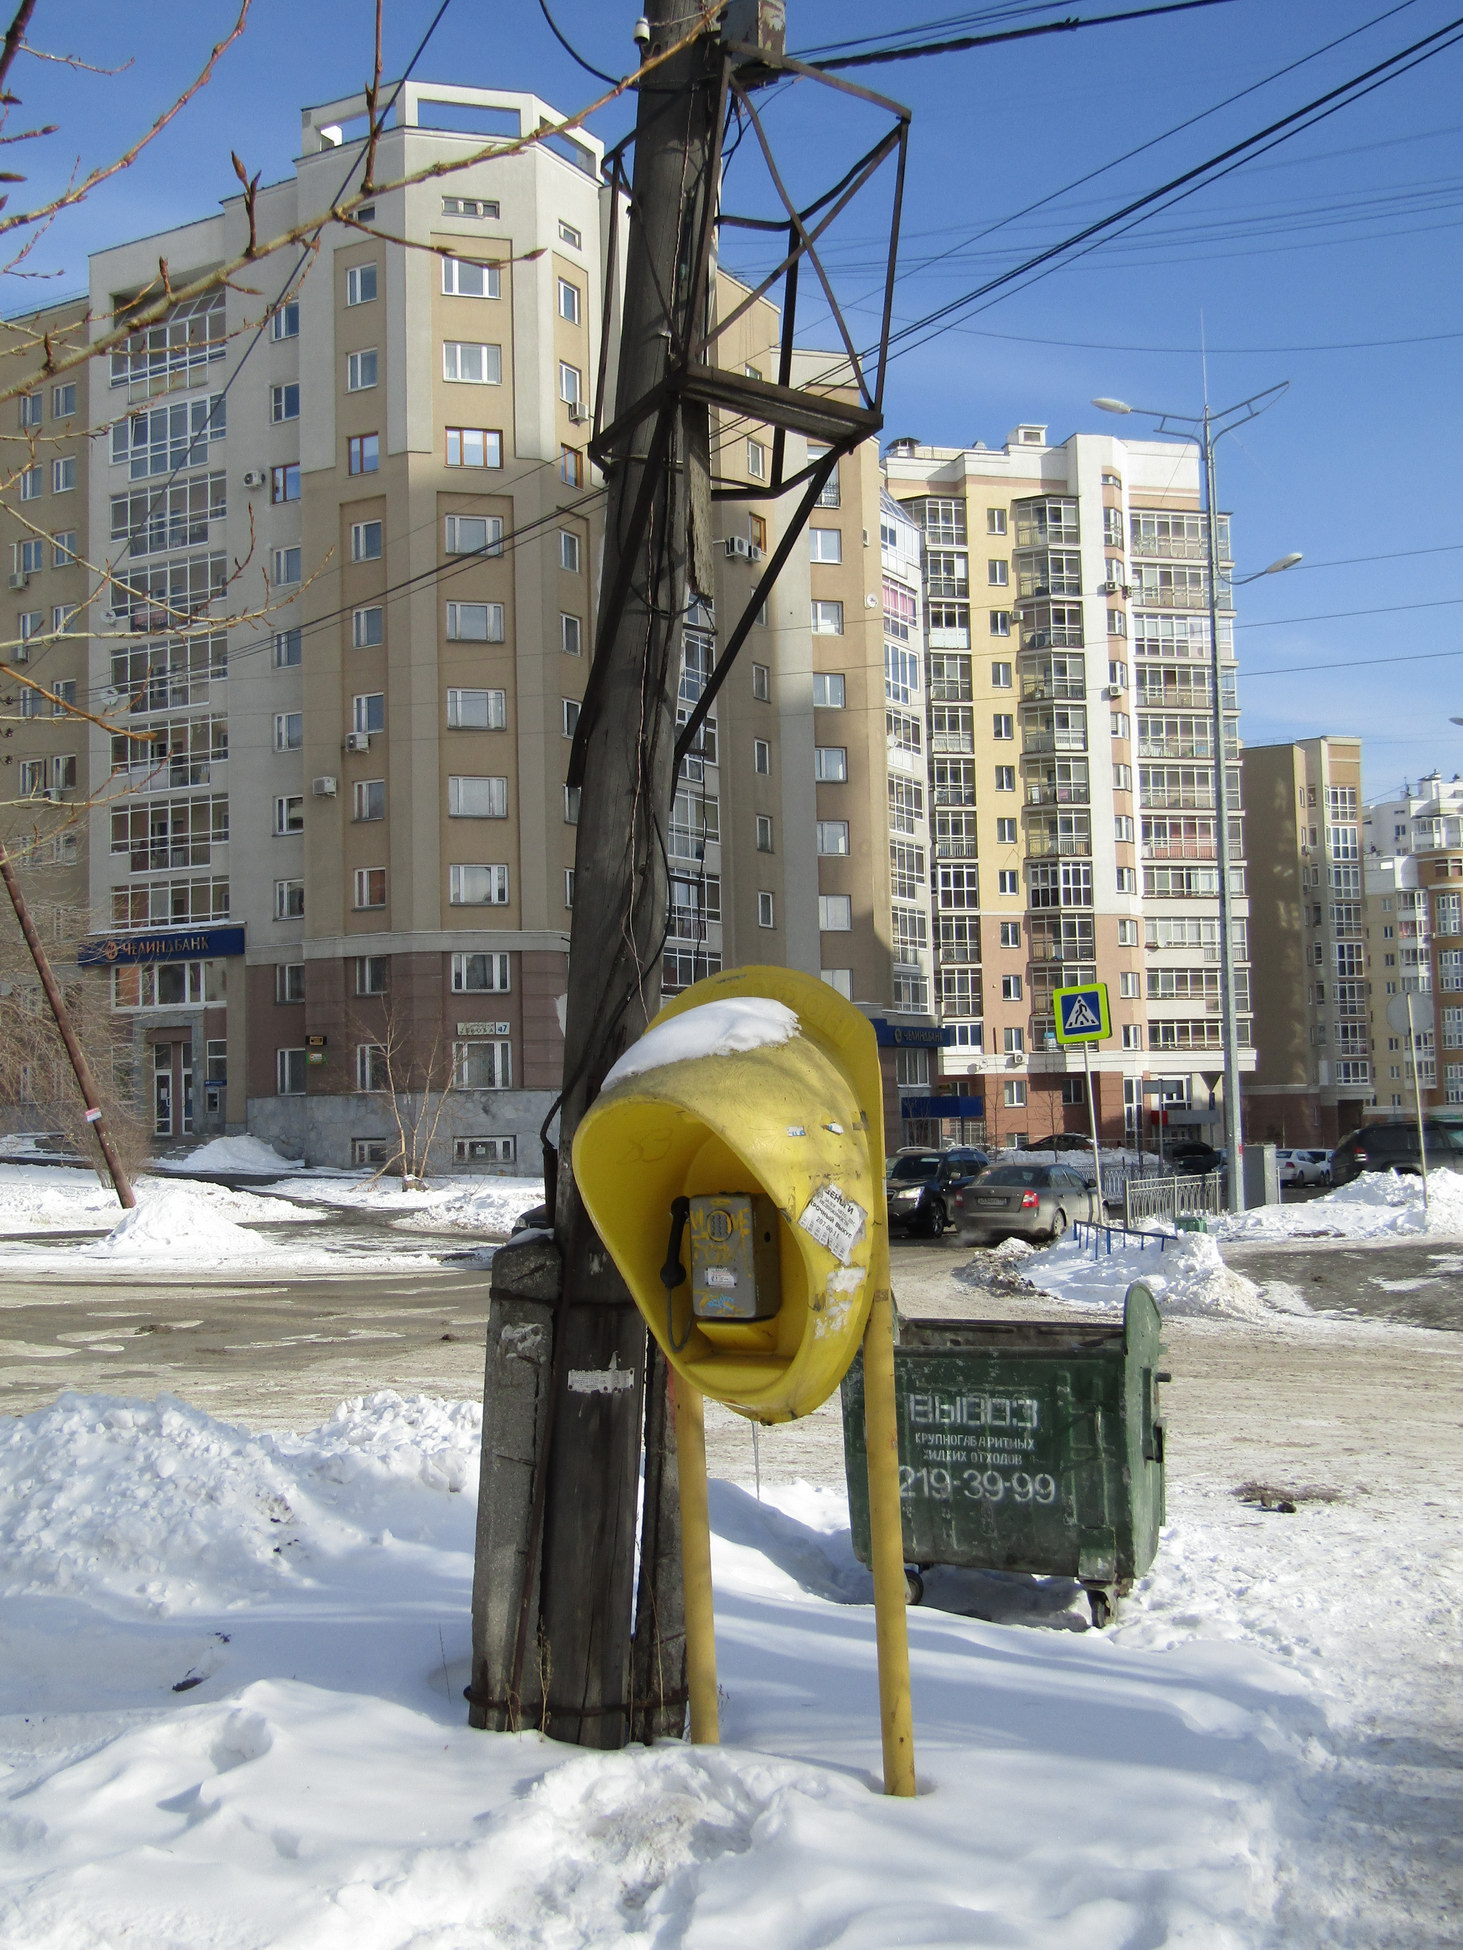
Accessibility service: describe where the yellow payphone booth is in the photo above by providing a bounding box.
[573,966,915,1795]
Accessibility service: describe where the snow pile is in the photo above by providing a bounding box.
[0,1389,1320,1948]
[1018,1228,1289,1321]
[603,995,798,1086]
[78,1182,291,1264]
[395,1179,544,1234]
[0,1166,324,1236]
[155,1134,304,1174]
[0,1390,479,1613]
[1216,1167,1463,1243]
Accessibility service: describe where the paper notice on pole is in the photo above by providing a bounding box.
[797,1183,866,1265]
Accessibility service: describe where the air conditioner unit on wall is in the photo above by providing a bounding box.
[312,776,338,797]
[724,536,753,561]
[566,404,590,425]
[345,731,370,753]
[7,573,28,591]
[242,469,267,488]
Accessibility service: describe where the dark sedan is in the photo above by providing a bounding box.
[953,1163,1101,1247]
[884,1147,989,1237]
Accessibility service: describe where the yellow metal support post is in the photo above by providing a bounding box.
[673,1376,719,1744]
[862,1288,916,1795]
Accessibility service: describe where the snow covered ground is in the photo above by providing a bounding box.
[0,1165,327,1237]
[0,1387,1338,1949]
[1214,1167,1463,1244]
[999,1229,1310,1323]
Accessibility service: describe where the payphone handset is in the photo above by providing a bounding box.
[662,1191,782,1334]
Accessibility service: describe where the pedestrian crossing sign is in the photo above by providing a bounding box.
[1053,982,1111,1046]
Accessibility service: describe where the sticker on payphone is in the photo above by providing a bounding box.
[797,1183,866,1265]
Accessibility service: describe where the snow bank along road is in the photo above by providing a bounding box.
[0,1230,1460,1943]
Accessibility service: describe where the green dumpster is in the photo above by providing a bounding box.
[842,1283,1166,1625]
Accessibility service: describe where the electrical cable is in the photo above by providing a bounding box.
[807,0,1238,71]
[535,0,621,88]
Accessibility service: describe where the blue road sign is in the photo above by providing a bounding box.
[1053,982,1111,1045]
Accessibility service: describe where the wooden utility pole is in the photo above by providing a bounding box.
[0,841,135,1208]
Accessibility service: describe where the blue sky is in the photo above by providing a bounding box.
[11,0,1463,794]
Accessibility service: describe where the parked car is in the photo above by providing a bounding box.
[1276,1147,1332,1188]
[1330,1120,1463,1186]
[1046,1132,1098,1154]
[953,1162,1101,1247]
[884,1146,989,1237]
[1166,1141,1224,1178]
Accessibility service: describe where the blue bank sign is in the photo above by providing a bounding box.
[78,927,246,967]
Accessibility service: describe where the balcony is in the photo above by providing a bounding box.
[1020,674,1085,702]
[1024,781,1090,807]
[1022,727,1087,755]
[1021,626,1084,651]
[1139,787,1216,811]
[1144,839,1217,862]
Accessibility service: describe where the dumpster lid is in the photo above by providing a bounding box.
[896,1313,1128,1356]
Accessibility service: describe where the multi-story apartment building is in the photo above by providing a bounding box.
[1364,774,1463,1113]
[3,82,948,1169]
[885,425,1253,1149]
[1243,736,1370,1144]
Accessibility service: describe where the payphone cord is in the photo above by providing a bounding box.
[661,1195,695,1352]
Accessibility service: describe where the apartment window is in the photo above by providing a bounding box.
[558,362,583,406]
[565,869,577,909]
[989,612,1012,637]
[756,814,775,852]
[271,383,300,423]
[443,341,502,384]
[355,1045,389,1093]
[271,463,301,504]
[442,257,501,299]
[1114,815,1135,842]
[812,672,846,708]
[450,864,510,905]
[276,963,305,1004]
[1001,976,1023,1001]
[444,514,503,556]
[817,820,849,856]
[996,818,1018,843]
[987,559,1009,586]
[561,446,583,486]
[348,433,380,475]
[274,878,305,919]
[753,738,771,774]
[442,196,500,219]
[987,508,1008,535]
[346,349,378,391]
[1004,1080,1027,1108]
[1108,610,1127,638]
[821,968,852,998]
[51,531,76,568]
[1122,1024,1144,1050]
[565,785,581,823]
[751,662,770,701]
[351,521,383,561]
[52,457,76,494]
[558,277,581,323]
[345,262,379,306]
[272,301,300,340]
[447,687,506,728]
[274,712,303,751]
[353,779,385,821]
[17,610,42,642]
[451,951,510,992]
[550,612,580,659]
[353,868,387,909]
[558,219,582,247]
[999,921,1021,947]
[454,1039,512,1090]
[17,391,40,428]
[1003,1027,1025,1054]
[819,894,853,931]
[992,714,1014,741]
[273,795,304,836]
[746,439,767,480]
[449,774,508,818]
[995,765,1016,791]
[446,427,503,468]
[809,528,842,563]
[814,746,847,782]
[446,601,505,641]
[990,662,1013,689]
[352,605,384,648]
[757,891,776,928]
[274,628,302,668]
[1111,713,1130,737]
[13,538,42,576]
[277,1047,307,1094]
[18,466,41,501]
[558,529,581,573]
[1115,866,1138,893]
[352,692,385,734]
[1118,918,1139,946]
[997,869,1019,894]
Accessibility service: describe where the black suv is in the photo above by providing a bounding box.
[1167,1141,1224,1177]
[1330,1120,1463,1186]
[885,1146,989,1237]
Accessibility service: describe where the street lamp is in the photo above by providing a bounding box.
[1094,384,1290,1211]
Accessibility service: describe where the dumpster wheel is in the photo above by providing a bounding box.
[1084,1585,1114,1628]
[904,1567,925,1605]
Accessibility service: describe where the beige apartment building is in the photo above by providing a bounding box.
[0,81,942,1168]
[885,426,1254,1150]
[1363,774,1463,1113]
[1242,736,1369,1145]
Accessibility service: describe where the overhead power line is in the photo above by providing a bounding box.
[808,0,1237,70]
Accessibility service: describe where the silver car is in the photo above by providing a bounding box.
[953,1163,1101,1247]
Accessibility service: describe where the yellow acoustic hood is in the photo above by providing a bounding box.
[572,966,889,1422]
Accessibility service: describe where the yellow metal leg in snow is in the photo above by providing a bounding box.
[863,1288,916,1795]
[674,1376,719,1744]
